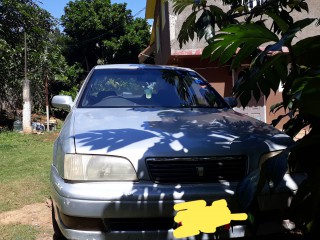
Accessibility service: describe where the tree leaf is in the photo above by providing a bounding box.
[284,18,316,45]
[299,2,309,12]
[202,23,279,69]
[258,76,270,99]
[208,5,228,29]
[232,44,258,69]
[293,36,320,68]
[266,11,289,33]
[238,90,252,107]
[177,11,197,48]
[262,150,289,193]
[230,169,261,211]
[300,75,320,118]
[289,178,312,224]
[172,0,199,15]
[252,85,260,102]
[195,9,215,41]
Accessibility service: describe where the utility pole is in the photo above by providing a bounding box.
[22,31,32,134]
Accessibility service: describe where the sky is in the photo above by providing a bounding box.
[39,0,149,27]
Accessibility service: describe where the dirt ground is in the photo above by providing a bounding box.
[0,199,53,240]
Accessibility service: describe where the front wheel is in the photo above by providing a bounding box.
[52,203,67,240]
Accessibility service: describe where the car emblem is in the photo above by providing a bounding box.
[196,167,204,177]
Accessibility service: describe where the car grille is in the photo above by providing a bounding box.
[146,156,248,183]
[106,218,174,231]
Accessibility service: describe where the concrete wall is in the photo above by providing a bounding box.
[152,0,319,128]
[168,0,229,52]
[239,0,320,45]
[166,0,320,50]
[174,57,234,97]
[154,0,171,65]
[291,0,320,43]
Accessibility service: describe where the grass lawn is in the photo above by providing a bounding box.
[0,224,39,240]
[0,131,58,239]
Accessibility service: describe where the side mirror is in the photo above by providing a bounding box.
[224,97,238,108]
[51,95,74,110]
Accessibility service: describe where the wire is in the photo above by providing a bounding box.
[133,7,146,18]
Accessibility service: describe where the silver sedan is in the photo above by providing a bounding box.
[50,64,300,240]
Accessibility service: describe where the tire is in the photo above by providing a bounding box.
[52,203,68,240]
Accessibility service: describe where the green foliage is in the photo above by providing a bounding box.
[172,0,206,15]
[0,224,39,240]
[202,23,279,67]
[0,0,151,119]
[0,0,81,115]
[174,1,230,48]
[172,0,320,236]
[61,0,151,72]
[59,86,79,101]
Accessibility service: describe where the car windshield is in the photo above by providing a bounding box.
[78,68,228,108]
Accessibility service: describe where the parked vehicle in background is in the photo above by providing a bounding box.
[50,64,300,240]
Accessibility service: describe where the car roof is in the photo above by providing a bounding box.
[93,64,194,72]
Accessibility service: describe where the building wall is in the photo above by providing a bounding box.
[291,0,320,42]
[168,0,229,52]
[163,0,320,52]
[151,0,319,129]
[242,0,320,45]
[163,0,233,98]
[154,0,171,65]
[174,57,233,97]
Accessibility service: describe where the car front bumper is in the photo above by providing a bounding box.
[50,165,305,240]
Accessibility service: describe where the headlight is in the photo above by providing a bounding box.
[259,150,283,169]
[63,154,138,181]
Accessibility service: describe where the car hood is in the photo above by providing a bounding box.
[72,108,292,160]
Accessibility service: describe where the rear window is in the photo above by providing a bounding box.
[78,68,228,108]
